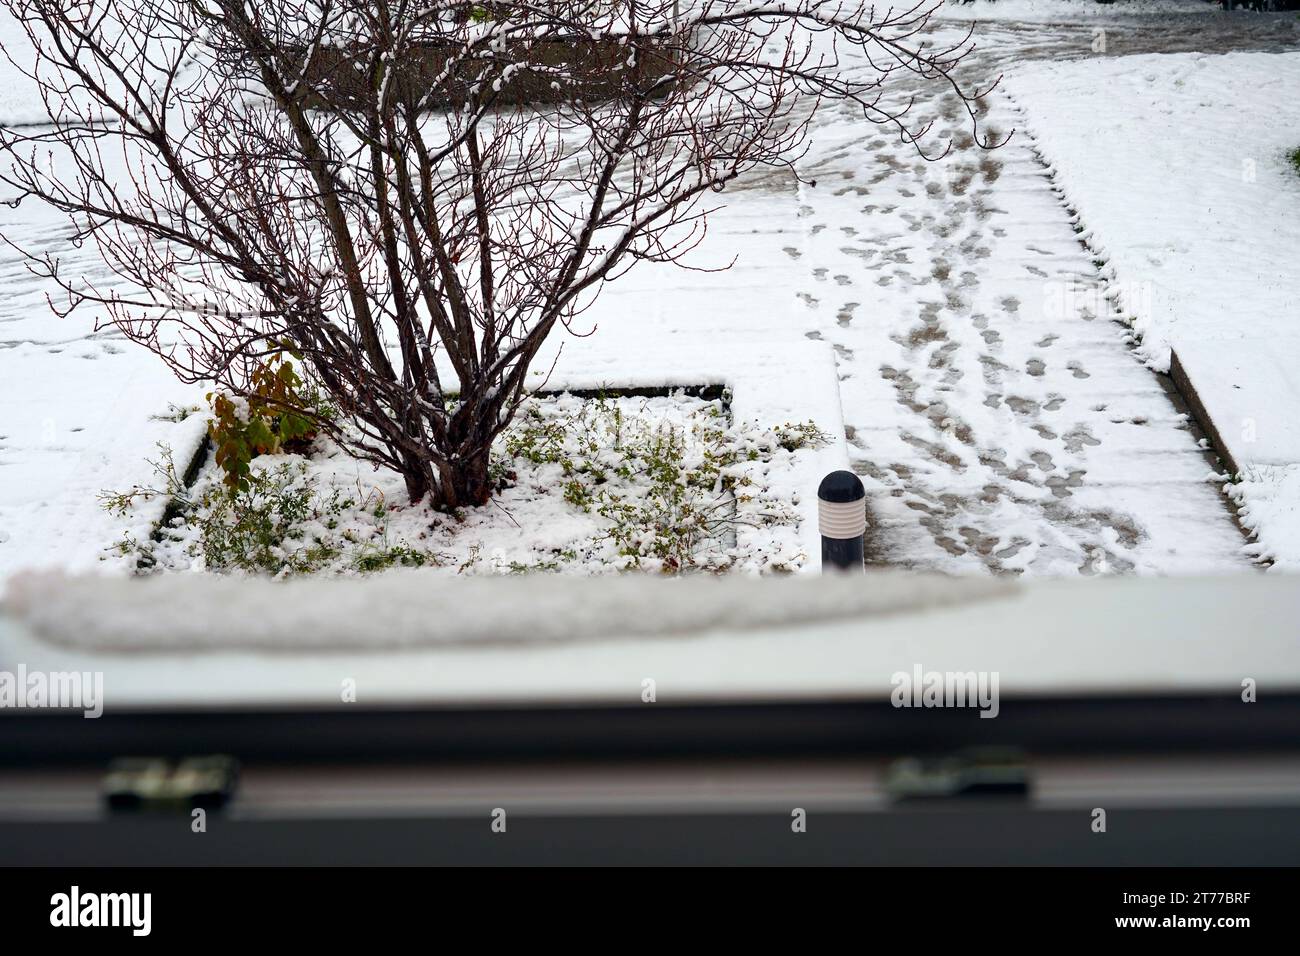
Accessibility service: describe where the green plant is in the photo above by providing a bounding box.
[98,443,191,519]
[1288,146,1300,177]
[351,544,445,572]
[501,396,828,572]
[207,354,330,493]
[103,444,454,576]
[774,421,833,452]
[187,463,345,574]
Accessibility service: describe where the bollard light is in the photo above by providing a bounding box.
[818,470,866,573]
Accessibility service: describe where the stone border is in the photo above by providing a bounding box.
[1169,347,1240,477]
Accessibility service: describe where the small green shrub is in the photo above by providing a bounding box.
[1289,146,1300,177]
[190,464,347,574]
[774,421,833,452]
[102,449,443,577]
[99,443,191,520]
[207,354,332,493]
[503,396,828,572]
[351,543,445,573]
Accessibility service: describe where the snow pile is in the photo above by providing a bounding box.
[1226,466,1300,572]
[3,568,1019,652]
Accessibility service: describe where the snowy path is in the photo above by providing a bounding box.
[798,99,1240,573]
[1006,48,1300,571]
[790,12,1300,573]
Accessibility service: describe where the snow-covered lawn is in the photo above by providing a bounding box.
[1007,50,1300,568]
[1007,51,1300,371]
[0,321,846,580]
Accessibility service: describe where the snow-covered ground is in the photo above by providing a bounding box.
[2,6,1298,582]
[937,0,1217,20]
[1007,50,1300,568]
[1007,51,1300,373]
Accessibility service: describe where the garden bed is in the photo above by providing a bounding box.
[103,389,828,577]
